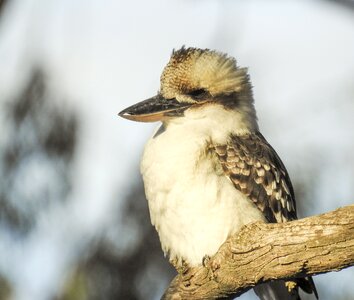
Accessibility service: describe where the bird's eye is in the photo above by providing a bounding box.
[189,89,206,97]
[188,89,209,100]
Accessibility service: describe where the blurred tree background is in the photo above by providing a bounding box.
[0,1,353,299]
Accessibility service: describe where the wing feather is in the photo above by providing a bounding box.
[214,132,297,223]
[214,132,319,297]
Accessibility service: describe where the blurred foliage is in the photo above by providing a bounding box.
[326,0,354,10]
[0,68,175,299]
[0,71,77,235]
[57,272,87,300]
[0,0,6,14]
[0,70,78,297]
[57,180,175,300]
[0,275,11,300]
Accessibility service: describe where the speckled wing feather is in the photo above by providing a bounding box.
[214,132,319,298]
[214,131,297,223]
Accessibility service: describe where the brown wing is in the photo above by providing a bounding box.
[214,132,319,298]
[214,131,297,223]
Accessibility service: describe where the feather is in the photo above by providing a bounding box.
[214,131,297,223]
[213,131,318,298]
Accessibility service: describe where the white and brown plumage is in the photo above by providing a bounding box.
[119,47,318,299]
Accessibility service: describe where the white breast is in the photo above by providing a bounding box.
[140,105,265,266]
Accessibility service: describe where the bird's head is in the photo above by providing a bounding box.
[119,47,257,127]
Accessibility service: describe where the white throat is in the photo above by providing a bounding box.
[167,103,258,143]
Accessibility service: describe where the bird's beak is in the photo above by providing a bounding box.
[118,94,192,122]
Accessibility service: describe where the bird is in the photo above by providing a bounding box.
[119,47,318,300]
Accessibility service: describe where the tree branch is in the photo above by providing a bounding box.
[162,204,354,299]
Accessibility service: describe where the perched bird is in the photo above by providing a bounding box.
[119,47,318,300]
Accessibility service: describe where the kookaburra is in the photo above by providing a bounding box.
[119,47,318,300]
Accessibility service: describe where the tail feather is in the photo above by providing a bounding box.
[298,277,319,299]
[254,281,300,300]
[253,277,318,300]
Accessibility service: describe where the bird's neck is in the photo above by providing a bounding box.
[164,102,258,144]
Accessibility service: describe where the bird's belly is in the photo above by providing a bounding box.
[141,128,265,267]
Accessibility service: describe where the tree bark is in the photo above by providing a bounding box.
[162,204,354,299]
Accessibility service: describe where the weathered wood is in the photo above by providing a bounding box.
[162,204,354,299]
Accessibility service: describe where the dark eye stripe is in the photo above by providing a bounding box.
[188,89,206,97]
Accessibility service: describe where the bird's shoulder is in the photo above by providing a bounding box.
[212,131,297,223]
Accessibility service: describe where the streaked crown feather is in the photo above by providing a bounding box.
[160,47,250,101]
